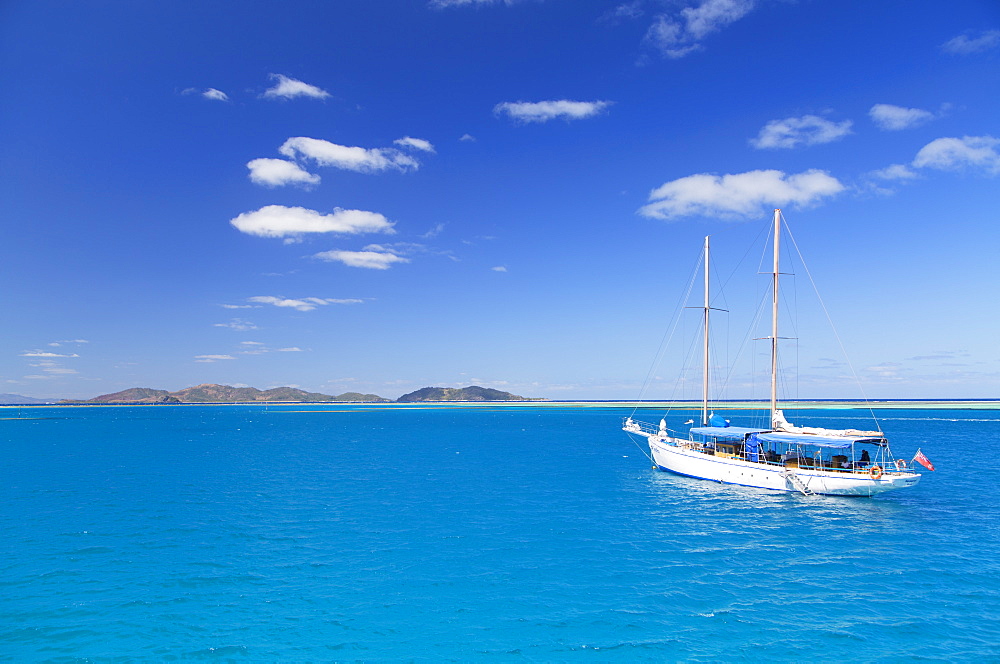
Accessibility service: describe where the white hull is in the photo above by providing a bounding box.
[647,435,920,497]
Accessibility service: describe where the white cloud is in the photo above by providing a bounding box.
[25,353,79,376]
[491,266,508,272]
[214,319,258,331]
[183,87,228,100]
[49,339,88,346]
[394,136,435,152]
[239,342,305,356]
[203,88,229,101]
[494,100,612,123]
[869,104,934,131]
[278,137,419,173]
[870,164,919,181]
[941,30,1000,55]
[459,133,476,142]
[645,0,755,58]
[912,136,1000,175]
[220,304,255,309]
[248,296,363,312]
[639,169,844,220]
[751,115,852,149]
[230,205,395,238]
[195,355,236,363]
[262,74,330,100]
[313,249,411,270]
[246,158,320,188]
[21,350,79,358]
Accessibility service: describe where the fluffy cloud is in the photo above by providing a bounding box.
[645,0,755,58]
[247,296,364,312]
[869,104,934,131]
[246,158,320,188]
[912,135,1000,175]
[262,74,330,100]
[203,88,229,101]
[230,205,395,238]
[313,249,410,270]
[494,100,612,123]
[639,169,844,220]
[278,137,419,173]
[393,136,435,152]
[751,115,852,149]
[941,30,1000,55]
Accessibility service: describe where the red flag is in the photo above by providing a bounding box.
[913,449,935,471]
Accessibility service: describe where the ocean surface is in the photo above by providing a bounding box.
[1,404,998,662]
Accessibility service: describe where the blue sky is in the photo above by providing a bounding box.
[2,0,999,400]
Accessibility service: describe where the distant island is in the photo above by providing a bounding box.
[59,383,534,404]
[396,386,527,402]
[0,393,58,405]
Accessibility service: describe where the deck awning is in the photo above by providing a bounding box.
[690,426,770,440]
[755,432,885,448]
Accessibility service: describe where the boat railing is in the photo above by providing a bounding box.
[735,452,907,475]
[622,418,668,436]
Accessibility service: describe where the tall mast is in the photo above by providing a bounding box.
[770,209,780,427]
[702,235,710,426]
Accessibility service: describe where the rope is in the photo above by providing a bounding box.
[626,432,655,462]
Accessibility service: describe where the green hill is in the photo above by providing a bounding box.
[395,386,526,402]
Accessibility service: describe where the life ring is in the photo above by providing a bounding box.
[895,459,907,471]
[869,465,883,480]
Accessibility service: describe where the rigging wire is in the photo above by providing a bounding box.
[629,249,703,418]
[783,220,883,430]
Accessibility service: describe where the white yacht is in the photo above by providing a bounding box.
[623,210,926,497]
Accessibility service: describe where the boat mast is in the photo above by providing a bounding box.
[770,209,780,427]
[702,235,710,426]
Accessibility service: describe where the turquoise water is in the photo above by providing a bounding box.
[1,404,998,661]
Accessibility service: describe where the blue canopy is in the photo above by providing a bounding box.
[745,433,761,462]
[755,432,883,448]
[691,426,769,440]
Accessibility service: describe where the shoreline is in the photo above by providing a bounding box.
[3,399,1000,410]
